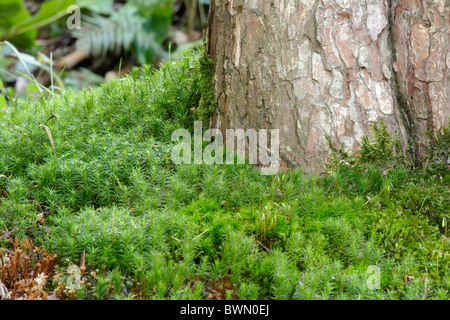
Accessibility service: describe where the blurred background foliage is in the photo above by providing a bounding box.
[0,0,209,99]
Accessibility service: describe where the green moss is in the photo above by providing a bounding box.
[0,51,448,300]
[426,125,450,176]
[195,54,217,125]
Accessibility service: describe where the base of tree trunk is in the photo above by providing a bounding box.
[208,0,449,171]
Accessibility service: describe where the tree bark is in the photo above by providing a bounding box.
[208,0,449,171]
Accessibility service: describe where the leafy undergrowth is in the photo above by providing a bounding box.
[0,50,449,300]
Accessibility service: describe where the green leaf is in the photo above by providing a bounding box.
[27,82,40,93]
[0,94,7,108]
[17,0,75,35]
[0,0,36,49]
[0,0,22,18]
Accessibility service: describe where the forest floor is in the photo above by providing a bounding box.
[0,51,449,300]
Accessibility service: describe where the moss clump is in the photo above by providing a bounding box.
[426,126,450,176]
[195,55,217,125]
[359,120,406,169]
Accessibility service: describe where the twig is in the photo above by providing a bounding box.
[0,227,18,241]
[24,200,44,214]
[256,240,270,253]
[191,226,213,241]
[0,248,14,255]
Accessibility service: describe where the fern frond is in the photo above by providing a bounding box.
[72,6,167,63]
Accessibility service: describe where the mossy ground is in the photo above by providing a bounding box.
[0,51,448,300]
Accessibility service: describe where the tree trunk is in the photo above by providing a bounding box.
[207,0,449,171]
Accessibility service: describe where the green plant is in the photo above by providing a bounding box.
[72,0,172,64]
[425,126,450,176]
[0,0,74,49]
[0,49,448,301]
[0,41,65,98]
[358,120,405,168]
[0,237,58,300]
[194,55,217,125]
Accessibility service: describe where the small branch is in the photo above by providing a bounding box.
[24,200,44,214]
[256,240,270,253]
[191,226,213,241]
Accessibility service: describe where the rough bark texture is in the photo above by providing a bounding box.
[208,0,449,171]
